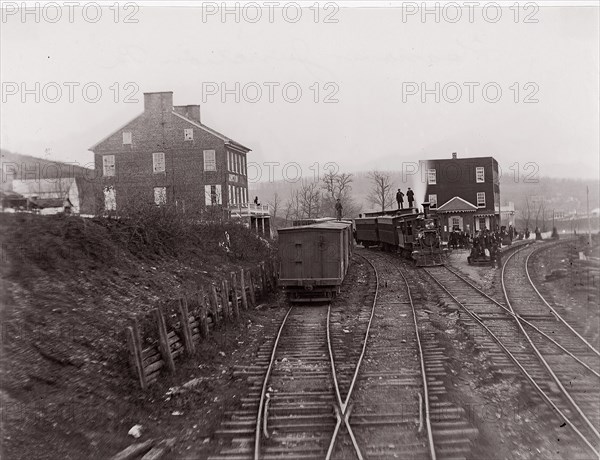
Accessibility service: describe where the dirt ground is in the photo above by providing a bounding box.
[0,213,280,460]
[528,236,600,348]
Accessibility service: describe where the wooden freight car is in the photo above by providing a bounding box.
[354,217,379,247]
[277,221,353,302]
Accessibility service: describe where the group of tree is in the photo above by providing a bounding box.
[271,171,362,226]
[270,169,405,227]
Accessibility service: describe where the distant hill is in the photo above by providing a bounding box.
[1,149,94,191]
[250,170,600,218]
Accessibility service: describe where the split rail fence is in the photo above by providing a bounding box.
[125,260,278,389]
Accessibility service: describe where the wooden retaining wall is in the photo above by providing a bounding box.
[125,260,278,389]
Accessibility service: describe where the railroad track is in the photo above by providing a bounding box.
[210,251,476,459]
[526,240,600,351]
[423,244,600,459]
[209,254,377,459]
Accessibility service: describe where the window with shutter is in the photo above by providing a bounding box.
[103,155,115,177]
[154,187,167,205]
[476,167,485,183]
[477,192,486,207]
[427,169,436,185]
[428,194,437,208]
[152,152,165,173]
[203,150,216,171]
[103,186,116,210]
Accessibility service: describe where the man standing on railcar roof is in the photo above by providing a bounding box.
[396,189,405,210]
[335,198,343,221]
[407,188,415,208]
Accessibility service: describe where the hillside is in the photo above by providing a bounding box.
[0,212,275,459]
[251,170,600,222]
[1,150,93,191]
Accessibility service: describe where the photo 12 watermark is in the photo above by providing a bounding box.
[400,1,540,24]
[201,81,340,104]
[247,161,340,183]
[401,82,540,104]
[1,1,140,24]
[1,81,140,104]
[200,1,340,24]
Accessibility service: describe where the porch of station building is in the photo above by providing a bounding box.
[228,203,272,238]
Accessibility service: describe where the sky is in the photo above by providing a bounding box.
[1,1,599,183]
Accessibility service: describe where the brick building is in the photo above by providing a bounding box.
[90,91,252,215]
[424,152,500,235]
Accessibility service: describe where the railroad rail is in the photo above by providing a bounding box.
[211,250,474,459]
[525,240,600,352]
[422,247,600,458]
[209,254,378,459]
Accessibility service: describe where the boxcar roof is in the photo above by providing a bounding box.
[278,221,352,232]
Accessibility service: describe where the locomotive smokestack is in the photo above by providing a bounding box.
[422,202,430,219]
[452,152,457,159]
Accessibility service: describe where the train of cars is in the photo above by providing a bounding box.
[276,203,446,302]
[355,202,446,267]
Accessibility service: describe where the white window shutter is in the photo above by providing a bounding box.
[216,185,222,205]
[205,185,211,205]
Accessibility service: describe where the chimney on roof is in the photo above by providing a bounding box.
[144,91,173,114]
[174,105,201,124]
[452,152,457,159]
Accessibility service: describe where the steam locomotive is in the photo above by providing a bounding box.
[354,202,447,266]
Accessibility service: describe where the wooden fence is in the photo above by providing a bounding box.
[125,260,278,389]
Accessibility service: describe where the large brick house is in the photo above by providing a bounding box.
[90,91,251,214]
[425,152,500,234]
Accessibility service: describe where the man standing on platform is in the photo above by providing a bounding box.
[407,188,415,208]
[396,189,405,210]
[335,198,343,221]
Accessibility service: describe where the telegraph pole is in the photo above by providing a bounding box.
[587,186,592,247]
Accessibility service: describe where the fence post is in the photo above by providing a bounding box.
[198,292,209,338]
[154,308,175,373]
[230,272,240,320]
[260,262,267,296]
[247,269,256,307]
[209,285,220,327]
[178,298,195,355]
[221,279,230,322]
[126,318,147,390]
[271,259,278,289]
[240,268,248,310]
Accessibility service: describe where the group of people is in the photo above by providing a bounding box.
[396,188,415,210]
[448,230,472,249]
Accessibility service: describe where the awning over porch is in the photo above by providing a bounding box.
[436,196,478,213]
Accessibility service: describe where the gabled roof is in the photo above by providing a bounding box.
[436,196,478,213]
[88,113,144,151]
[89,109,251,153]
[171,112,251,152]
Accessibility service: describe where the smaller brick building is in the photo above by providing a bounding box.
[90,91,251,215]
[425,152,500,235]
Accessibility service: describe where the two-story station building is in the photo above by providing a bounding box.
[425,152,500,234]
[89,91,253,217]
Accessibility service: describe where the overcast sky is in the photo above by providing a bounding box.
[1,1,598,182]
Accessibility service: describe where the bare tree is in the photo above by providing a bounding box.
[321,171,361,217]
[268,192,287,228]
[367,171,394,212]
[299,181,322,219]
[284,189,301,224]
[268,192,281,221]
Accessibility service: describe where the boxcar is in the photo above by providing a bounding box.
[376,216,401,250]
[278,221,353,302]
[354,217,379,247]
[292,217,337,227]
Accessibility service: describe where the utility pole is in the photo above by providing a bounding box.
[587,186,592,248]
